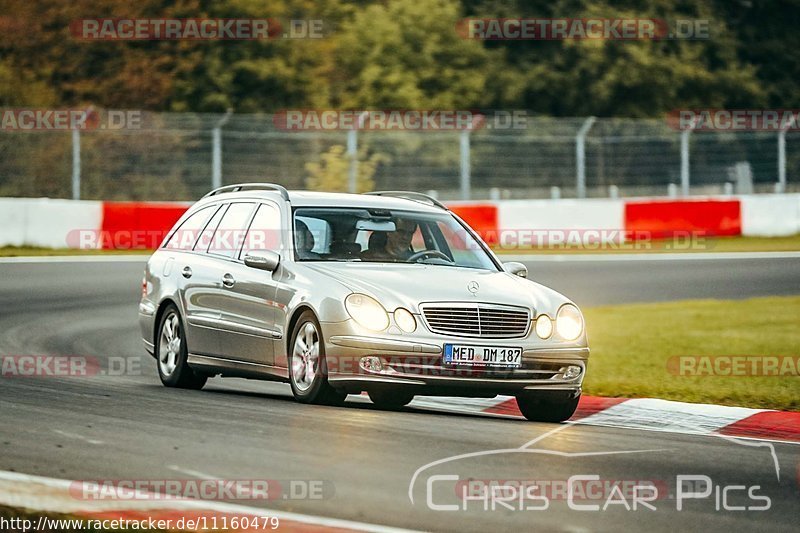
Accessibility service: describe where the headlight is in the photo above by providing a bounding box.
[534,314,553,339]
[556,304,584,341]
[394,307,416,333]
[345,293,389,331]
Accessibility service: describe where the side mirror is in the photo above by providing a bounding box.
[244,251,280,272]
[503,261,528,278]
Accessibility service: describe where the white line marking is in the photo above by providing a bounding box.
[52,429,104,445]
[166,465,221,480]
[0,255,148,264]
[410,395,800,446]
[0,470,419,533]
[500,251,800,262]
[713,433,781,481]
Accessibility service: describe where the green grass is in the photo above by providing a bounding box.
[582,296,800,411]
[492,234,800,254]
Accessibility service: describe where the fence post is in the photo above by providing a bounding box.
[778,114,795,193]
[460,128,471,200]
[212,109,233,190]
[71,129,81,200]
[680,119,696,196]
[575,116,596,199]
[347,128,357,193]
[348,111,369,193]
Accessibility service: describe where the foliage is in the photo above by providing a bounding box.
[0,0,796,116]
[305,144,385,193]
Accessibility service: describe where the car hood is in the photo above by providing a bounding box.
[301,262,571,315]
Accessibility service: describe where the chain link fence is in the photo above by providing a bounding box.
[0,113,797,201]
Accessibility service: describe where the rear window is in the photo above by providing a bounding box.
[163,206,215,251]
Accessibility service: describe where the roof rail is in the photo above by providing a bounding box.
[364,191,448,210]
[202,183,290,201]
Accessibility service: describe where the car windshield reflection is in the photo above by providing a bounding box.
[293,207,498,271]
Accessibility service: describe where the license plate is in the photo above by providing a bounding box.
[443,344,522,368]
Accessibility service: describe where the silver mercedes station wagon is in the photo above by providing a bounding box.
[138,184,589,422]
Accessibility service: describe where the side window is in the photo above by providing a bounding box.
[193,204,227,252]
[163,206,214,251]
[296,216,330,255]
[239,203,281,260]
[208,203,256,259]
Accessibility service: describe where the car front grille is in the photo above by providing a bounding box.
[420,303,531,338]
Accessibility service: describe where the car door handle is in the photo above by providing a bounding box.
[222,273,235,288]
[181,266,192,279]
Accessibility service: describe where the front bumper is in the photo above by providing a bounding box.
[322,321,589,396]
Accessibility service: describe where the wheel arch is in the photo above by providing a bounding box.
[153,298,179,346]
[285,303,319,354]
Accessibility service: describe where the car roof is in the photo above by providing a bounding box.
[195,189,445,214]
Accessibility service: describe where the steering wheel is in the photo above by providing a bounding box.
[407,250,454,263]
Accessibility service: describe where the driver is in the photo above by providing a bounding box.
[362,218,417,261]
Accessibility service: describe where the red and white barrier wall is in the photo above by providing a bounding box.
[0,194,799,249]
[0,198,103,249]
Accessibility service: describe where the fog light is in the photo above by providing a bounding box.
[562,365,582,380]
[360,356,383,373]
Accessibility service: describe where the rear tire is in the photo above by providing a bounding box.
[156,304,207,390]
[516,392,580,423]
[368,390,414,410]
[289,311,346,406]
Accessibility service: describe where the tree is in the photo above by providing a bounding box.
[331,0,492,109]
[305,144,385,192]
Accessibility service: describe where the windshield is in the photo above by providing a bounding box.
[293,207,498,271]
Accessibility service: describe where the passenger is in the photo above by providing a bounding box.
[295,220,320,259]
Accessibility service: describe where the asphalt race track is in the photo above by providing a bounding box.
[0,256,798,532]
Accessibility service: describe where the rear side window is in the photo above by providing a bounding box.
[208,203,256,259]
[163,206,214,251]
[193,204,227,252]
[240,203,282,260]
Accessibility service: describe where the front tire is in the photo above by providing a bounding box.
[156,304,207,390]
[516,392,580,423]
[289,311,346,405]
